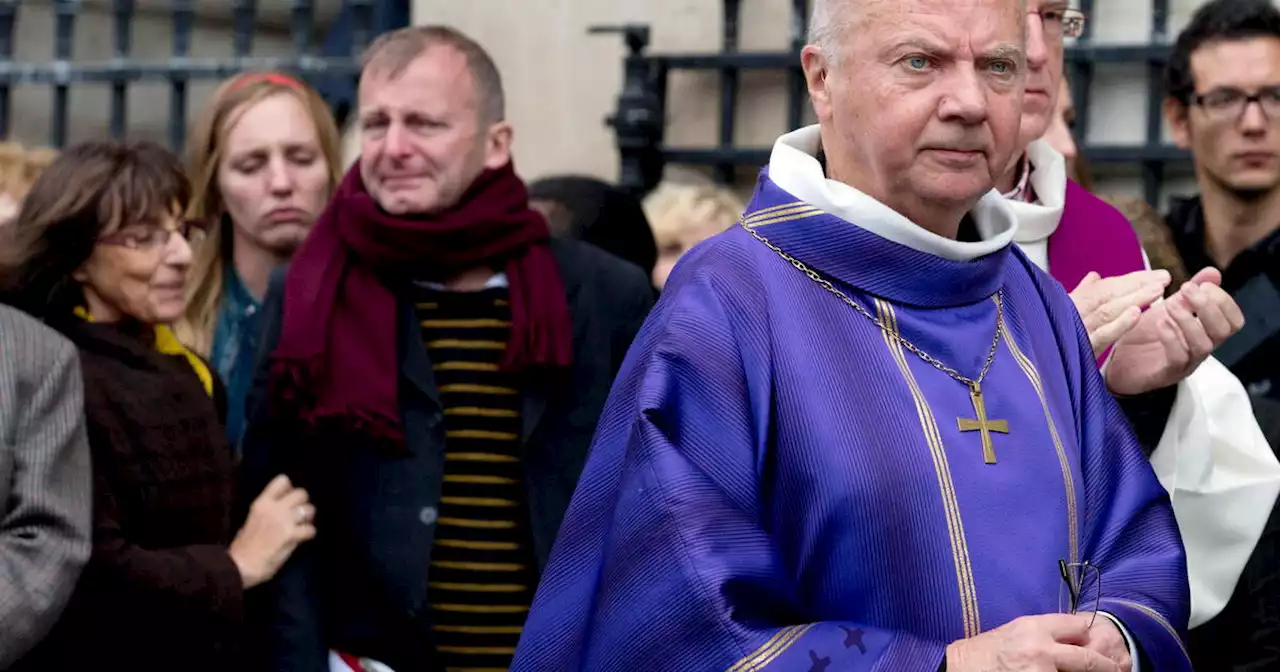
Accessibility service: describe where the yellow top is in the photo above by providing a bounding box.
[73,306,214,397]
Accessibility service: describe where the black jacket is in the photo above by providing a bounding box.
[239,238,654,671]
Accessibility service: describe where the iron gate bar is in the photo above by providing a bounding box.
[292,0,314,55]
[0,0,383,151]
[716,0,740,184]
[233,0,256,56]
[1143,0,1170,206]
[52,0,75,149]
[170,0,193,150]
[111,0,134,139]
[787,0,808,132]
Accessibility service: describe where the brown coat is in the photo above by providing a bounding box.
[17,318,243,671]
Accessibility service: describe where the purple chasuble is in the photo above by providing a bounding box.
[1048,181,1147,291]
[511,171,1190,671]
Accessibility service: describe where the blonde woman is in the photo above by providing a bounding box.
[177,72,342,444]
[0,142,56,225]
[643,182,744,289]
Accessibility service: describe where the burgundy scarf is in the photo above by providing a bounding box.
[268,161,573,443]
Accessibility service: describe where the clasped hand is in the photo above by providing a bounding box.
[945,613,1131,672]
[1069,268,1245,396]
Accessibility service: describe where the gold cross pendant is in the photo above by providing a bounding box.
[957,382,1009,464]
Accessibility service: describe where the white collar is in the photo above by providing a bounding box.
[767,125,1018,262]
[993,139,1067,245]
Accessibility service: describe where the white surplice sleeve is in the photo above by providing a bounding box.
[1129,250,1280,627]
[1148,356,1280,627]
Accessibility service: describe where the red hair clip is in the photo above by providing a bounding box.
[227,72,304,93]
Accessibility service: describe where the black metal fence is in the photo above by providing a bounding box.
[0,0,409,153]
[598,0,1190,205]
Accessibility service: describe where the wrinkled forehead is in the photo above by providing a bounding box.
[855,0,1025,60]
[358,47,477,116]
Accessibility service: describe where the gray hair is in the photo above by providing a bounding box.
[807,0,853,63]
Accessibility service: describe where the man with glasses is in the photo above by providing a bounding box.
[1165,0,1280,403]
[1161,0,1280,667]
[994,0,1278,669]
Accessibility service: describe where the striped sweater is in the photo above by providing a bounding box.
[416,286,538,672]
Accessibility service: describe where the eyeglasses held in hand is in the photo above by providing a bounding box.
[1059,558,1100,629]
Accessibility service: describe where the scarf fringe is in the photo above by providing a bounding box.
[267,357,405,451]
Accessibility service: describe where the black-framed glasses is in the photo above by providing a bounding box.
[1059,559,1101,628]
[1033,7,1087,42]
[98,219,208,250]
[1193,86,1280,123]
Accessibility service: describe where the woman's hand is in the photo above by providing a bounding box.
[229,475,316,589]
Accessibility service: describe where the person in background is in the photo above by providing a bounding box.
[643,181,743,289]
[0,140,315,671]
[176,72,342,446]
[1042,78,1079,183]
[0,305,91,668]
[1164,0,1280,403]
[240,25,653,672]
[0,142,56,226]
[528,175,658,284]
[1099,195,1191,291]
[1161,1,1280,664]
[997,2,1277,667]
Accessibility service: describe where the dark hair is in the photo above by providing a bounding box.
[1165,0,1280,105]
[361,25,505,124]
[0,139,190,319]
[528,175,658,277]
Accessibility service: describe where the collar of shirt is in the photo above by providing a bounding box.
[1003,153,1036,203]
[415,272,510,292]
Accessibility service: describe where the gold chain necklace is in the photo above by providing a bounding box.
[743,223,1012,464]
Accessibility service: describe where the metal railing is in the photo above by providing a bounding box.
[0,0,408,152]
[598,0,1189,205]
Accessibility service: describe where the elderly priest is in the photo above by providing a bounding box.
[510,0,1191,670]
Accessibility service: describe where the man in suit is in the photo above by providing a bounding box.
[0,303,92,667]
[240,24,654,672]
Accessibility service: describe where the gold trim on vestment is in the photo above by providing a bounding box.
[998,323,1079,566]
[1104,599,1192,663]
[875,299,981,638]
[741,201,823,230]
[726,624,816,672]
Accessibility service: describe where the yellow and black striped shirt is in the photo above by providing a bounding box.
[417,286,538,672]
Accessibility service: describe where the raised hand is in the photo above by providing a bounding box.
[228,474,317,589]
[1069,270,1171,357]
[1106,267,1245,396]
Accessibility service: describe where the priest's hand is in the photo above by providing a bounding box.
[943,614,1122,671]
[1069,270,1171,358]
[1080,616,1133,670]
[1106,267,1245,396]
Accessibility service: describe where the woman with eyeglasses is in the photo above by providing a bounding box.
[0,140,315,671]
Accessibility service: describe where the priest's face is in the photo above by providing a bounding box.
[357,44,513,216]
[1017,0,1070,149]
[803,0,1026,227]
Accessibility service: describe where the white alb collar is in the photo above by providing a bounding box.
[767,125,1018,262]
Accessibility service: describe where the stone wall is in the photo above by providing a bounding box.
[408,0,1234,205]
